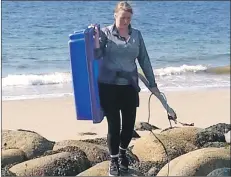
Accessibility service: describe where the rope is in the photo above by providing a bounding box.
[147,92,170,176]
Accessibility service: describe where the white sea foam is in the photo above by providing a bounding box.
[2,64,210,87]
[2,64,230,101]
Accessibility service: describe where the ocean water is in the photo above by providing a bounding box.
[2,1,230,100]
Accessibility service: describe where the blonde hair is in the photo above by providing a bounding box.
[114,1,133,14]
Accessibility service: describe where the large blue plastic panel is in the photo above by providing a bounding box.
[69,26,104,124]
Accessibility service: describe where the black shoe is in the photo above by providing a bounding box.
[119,155,129,173]
[109,159,120,176]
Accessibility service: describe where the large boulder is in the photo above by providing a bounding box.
[9,150,90,176]
[132,133,197,163]
[2,129,54,159]
[53,140,109,165]
[77,161,144,176]
[1,149,27,167]
[196,123,231,147]
[157,147,230,176]
[202,142,228,148]
[80,137,107,147]
[131,161,164,176]
[160,126,202,146]
[207,168,231,176]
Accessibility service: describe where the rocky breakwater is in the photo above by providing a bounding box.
[2,123,231,176]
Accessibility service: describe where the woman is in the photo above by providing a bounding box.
[93,1,175,176]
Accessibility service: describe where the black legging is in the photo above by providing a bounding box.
[98,83,139,155]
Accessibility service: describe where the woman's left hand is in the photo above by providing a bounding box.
[168,107,177,121]
[150,87,177,120]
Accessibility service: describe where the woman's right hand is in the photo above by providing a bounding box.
[94,25,100,39]
[89,24,99,40]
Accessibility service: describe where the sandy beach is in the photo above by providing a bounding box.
[2,88,230,142]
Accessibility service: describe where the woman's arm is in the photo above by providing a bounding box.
[94,27,108,59]
[137,31,157,88]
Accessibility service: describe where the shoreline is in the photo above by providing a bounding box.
[2,88,230,142]
[2,86,230,102]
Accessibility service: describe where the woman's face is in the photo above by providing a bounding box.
[114,10,132,29]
